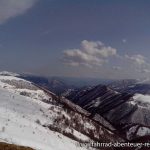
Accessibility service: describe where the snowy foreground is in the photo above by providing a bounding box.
[0,72,87,150]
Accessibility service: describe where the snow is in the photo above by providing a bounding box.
[126,125,138,140]
[134,94,150,104]
[129,100,136,105]
[0,75,24,81]
[73,130,89,141]
[0,71,19,77]
[0,74,88,150]
[84,122,95,130]
[137,78,150,84]
[0,87,88,150]
[136,127,150,136]
[16,88,50,100]
[0,74,50,101]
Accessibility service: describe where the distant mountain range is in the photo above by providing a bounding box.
[108,79,150,94]
[19,74,114,95]
[19,73,150,96]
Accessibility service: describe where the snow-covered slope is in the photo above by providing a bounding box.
[0,71,20,77]
[0,72,122,150]
[0,74,87,150]
[134,94,150,106]
[0,74,50,101]
[0,87,86,150]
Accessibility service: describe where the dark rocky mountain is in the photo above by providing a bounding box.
[65,84,150,140]
[122,83,150,94]
[108,79,150,94]
[108,79,138,92]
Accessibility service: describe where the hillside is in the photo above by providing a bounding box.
[0,72,123,150]
[65,84,150,140]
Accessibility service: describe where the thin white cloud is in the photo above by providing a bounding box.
[125,54,150,75]
[81,40,117,58]
[62,40,117,67]
[125,54,146,66]
[0,0,38,24]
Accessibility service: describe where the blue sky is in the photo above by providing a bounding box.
[0,0,150,79]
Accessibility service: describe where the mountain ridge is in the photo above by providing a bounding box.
[0,71,124,150]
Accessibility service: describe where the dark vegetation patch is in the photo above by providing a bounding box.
[0,142,34,150]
